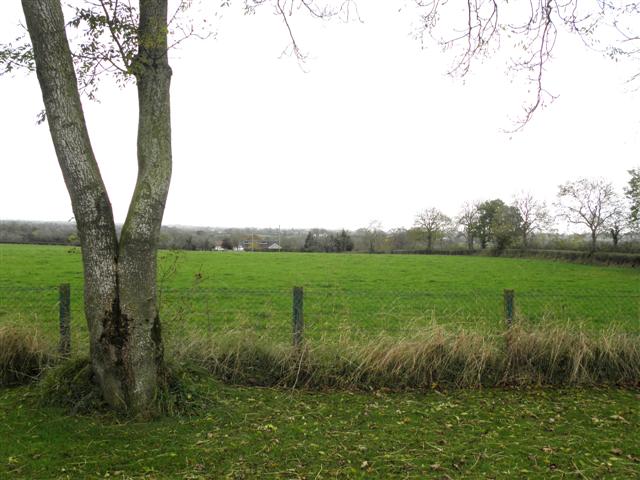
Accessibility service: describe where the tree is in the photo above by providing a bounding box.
[221,238,234,250]
[387,227,410,251]
[512,193,551,248]
[476,199,521,251]
[332,229,354,252]
[362,220,384,253]
[303,229,332,252]
[4,0,355,414]
[555,178,621,252]
[625,167,640,230]
[475,200,500,249]
[456,202,479,250]
[489,204,522,252]
[607,210,626,249]
[14,0,174,413]
[414,208,451,250]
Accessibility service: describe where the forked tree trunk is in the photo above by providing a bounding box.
[610,227,620,248]
[22,0,171,412]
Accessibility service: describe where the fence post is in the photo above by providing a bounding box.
[504,289,515,327]
[59,283,71,358]
[292,286,304,347]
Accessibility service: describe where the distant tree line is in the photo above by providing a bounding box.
[303,229,354,252]
[2,171,638,254]
[406,172,638,254]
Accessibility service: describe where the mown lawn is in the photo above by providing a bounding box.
[0,244,638,342]
[1,382,638,479]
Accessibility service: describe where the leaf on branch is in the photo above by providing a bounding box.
[0,34,35,76]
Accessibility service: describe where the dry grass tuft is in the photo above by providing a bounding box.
[2,323,638,392]
[168,324,640,390]
[0,325,52,387]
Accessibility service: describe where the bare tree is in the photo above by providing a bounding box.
[362,220,384,253]
[414,208,452,250]
[555,178,621,252]
[415,1,640,129]
[512,192,551,248]
[456,202,479,250]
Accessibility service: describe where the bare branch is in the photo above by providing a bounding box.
[415,0,640,129]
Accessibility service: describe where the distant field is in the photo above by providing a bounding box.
[0,244,638,343]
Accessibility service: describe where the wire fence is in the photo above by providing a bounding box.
[1,285,638,346]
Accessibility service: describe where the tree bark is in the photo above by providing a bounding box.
[117,0,172,411]
[22,0,171,413]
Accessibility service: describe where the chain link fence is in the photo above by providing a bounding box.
[1,285,638,346]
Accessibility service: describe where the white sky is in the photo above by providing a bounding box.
[1,1,639,231]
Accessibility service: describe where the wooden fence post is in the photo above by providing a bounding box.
[59,283,71,357]
[504,289,515,327]
[292,286,304,347]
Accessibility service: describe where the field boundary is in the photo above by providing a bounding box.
[387,248,640,267]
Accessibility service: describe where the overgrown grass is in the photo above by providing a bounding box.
[36,357,209,418]
[6,323,637,394]
[0,325,52,387]
[169,324,640,390]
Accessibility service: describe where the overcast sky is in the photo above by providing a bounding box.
[1,1,638,231]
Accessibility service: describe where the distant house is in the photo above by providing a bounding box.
[233,245,244,251]
[213,245,225,251]
[241,238,281,251]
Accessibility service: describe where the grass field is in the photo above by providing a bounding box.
[1,381,639,479]
[0,244,638,344]
[1,245,639,478]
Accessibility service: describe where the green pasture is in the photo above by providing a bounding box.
[0,244,638,343]
[1,244,639,479]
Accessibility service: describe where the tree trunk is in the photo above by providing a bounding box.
[590,230,597,252]
[22,0,171,413]
[117,0,172,411]
[611,228,619,248]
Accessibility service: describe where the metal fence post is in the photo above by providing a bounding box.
[59,283,71,357]
[292,286,304,347]
[504,289,515,327]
